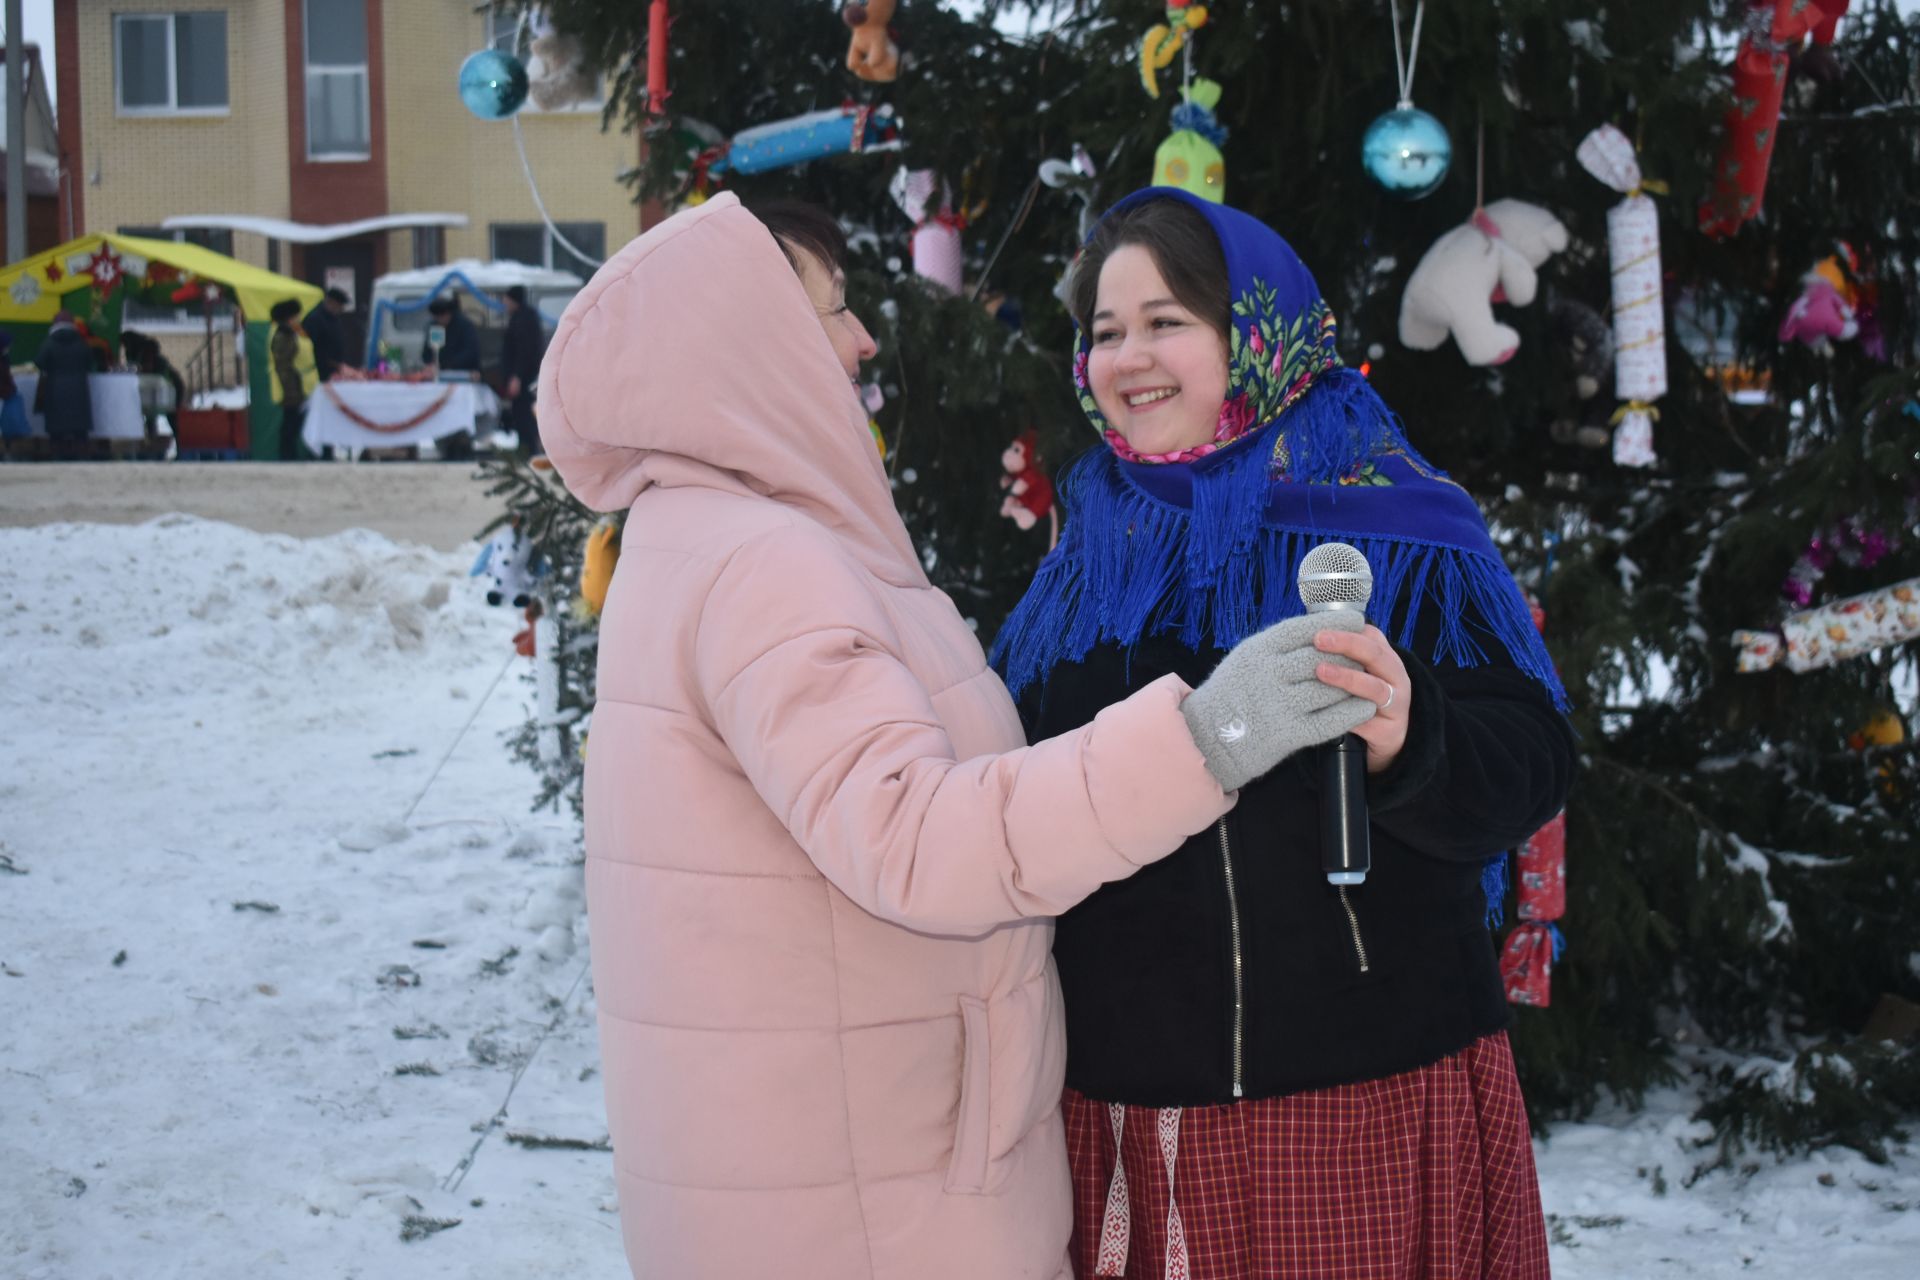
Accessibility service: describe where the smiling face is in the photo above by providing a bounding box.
[1086,244,1231,456]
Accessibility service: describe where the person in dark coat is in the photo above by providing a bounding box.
[495,284,547,456]
[421,294,481,461]
[303,287,353,382]
[269,298,309,461]
[34,311,96,460]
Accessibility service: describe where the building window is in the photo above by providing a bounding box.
[486,10,603,112]
[118,225,235,258]
[305,0,370,160]
[489,222,604,275]
[114,12,229,116]
[412,226,446,269]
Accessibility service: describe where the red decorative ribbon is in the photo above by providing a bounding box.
[323,383,456,434]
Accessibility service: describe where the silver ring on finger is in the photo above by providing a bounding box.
[1381,685,1396,713]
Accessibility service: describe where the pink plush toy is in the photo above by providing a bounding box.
[999,430,1055,532]
[1778,250,1860,354]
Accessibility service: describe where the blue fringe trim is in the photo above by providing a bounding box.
[1548,922,1567,961]
[1170,101,1229,148]
[1481,853,1509,929]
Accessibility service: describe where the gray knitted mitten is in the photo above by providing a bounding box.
[1180,612,1377,792]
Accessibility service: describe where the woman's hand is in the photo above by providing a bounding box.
[1313,625,1412,773]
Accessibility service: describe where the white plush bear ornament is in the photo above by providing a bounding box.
[1398,198,1569,366]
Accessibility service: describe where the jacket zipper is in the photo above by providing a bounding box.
[1216,819,1245,1098]
[1337,885,1371,973]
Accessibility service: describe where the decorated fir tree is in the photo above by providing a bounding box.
[489,0,1920,1158]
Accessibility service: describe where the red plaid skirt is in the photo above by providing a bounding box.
[1063,1033,1550,1280]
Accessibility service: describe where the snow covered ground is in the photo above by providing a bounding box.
[3,516,1917,1278]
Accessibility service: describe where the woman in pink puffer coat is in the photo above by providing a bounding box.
[536,194,1370,1279]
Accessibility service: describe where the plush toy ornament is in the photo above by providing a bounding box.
[579,520,622,616]
[1779,244,1863,354]
[471,522,546,608]
[843,0,900,83]
[999,429,1057,544]
[1139,1,1210,98]
[1397,199,1569,366]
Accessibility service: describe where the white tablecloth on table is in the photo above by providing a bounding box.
[303,381,501,450]
[14,372,148,440]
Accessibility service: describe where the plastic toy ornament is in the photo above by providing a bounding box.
[458,48,530,121]
[1361,106,1451,199]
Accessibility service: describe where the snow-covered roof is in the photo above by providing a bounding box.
[372,258,584,291]
[159,212,471,245]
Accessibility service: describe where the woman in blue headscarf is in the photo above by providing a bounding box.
[993,190,1574,1278]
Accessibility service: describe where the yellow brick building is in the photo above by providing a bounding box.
[56,0,640,368]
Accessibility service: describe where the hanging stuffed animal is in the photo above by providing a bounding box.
[1779,243,1863,355]
[843,0,900,83]
[1398,198,1569,366]
[1139,1,1211,98]
[1153,78,1228,203]
[999,430,1057,541]
[471,521,546,608]
[525,11,598,112]
[578,519,622,616]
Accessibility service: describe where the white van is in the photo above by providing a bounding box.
[363,260,584,373]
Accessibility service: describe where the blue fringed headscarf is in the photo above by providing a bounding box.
[991,187,1567,715]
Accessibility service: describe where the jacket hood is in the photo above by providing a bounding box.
[537,193,925,587]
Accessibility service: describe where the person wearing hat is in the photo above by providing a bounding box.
[34,311,96,460]
[268,298,314,461]
[421,294,481,461]
[495,284,547,456]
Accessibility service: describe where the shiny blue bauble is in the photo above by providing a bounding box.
[458,49,530,121]
[1361,106,1452,200]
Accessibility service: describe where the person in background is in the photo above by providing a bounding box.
[0,330,28,458]
[495,285,547,456]
[422,294,482,461]
[303,287,353,382]
[34,311,96,460]
[269,298,311,462]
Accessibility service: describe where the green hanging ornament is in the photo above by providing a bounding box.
[1153,78,1228,203]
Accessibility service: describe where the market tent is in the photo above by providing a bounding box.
[0,233,323,457]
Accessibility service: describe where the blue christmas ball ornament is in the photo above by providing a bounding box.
[458,48,529,121]
[1361,106,1451,200]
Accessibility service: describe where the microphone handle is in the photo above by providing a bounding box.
[1321,733,1371,885]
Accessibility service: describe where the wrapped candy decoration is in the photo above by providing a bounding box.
[1735,575,1920,673]
[1500,924,1562,1008]
[1699,0,1850,239]
[1516,812,1567,924]
[706,105,901,177]
[1153,78,1228,203]
[888,167,964,294]
[1577,125,1666,469]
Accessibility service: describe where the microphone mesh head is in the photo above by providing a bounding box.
[1298,542,1373,613]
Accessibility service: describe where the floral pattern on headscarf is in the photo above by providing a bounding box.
[1074,251,1354,473]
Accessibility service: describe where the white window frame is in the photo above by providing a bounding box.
[113,12,230,118]
[486,10,604,114]
[488,221,603,273]
[304,0,372,161]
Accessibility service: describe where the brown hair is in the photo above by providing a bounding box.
[750,198,849,275]
[1068,198,1230,340]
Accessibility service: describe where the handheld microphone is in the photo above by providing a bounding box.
[1298,542,1372,887]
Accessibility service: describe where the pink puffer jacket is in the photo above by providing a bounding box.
[538,194,1232,1279]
